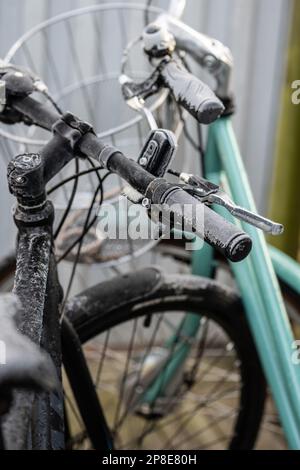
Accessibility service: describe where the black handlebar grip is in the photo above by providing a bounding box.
[146,181,252,262]
[202,203,252,262]
[159,59,225,124]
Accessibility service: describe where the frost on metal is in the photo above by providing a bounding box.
[13,226,52,344]
[65,266,163,326]
[2,225,53,450]
[65,267,239,329]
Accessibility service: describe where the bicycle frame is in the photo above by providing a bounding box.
[203,117,300,449]
[4,206,65,449]
[142,116,300,449]
[3,132,114,449]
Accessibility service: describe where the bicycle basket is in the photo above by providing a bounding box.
[1,3,183,267]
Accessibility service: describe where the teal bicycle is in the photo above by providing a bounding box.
[115,0,300,450]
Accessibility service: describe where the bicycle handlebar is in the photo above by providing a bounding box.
[10,95,251,262]
[12,95,60,130]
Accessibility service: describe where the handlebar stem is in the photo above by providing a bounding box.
[7,112,92,206]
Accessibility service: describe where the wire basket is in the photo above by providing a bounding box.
[1,3,183,267]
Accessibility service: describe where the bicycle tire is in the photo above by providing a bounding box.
[156,240,300,327]
[64,267,266,450]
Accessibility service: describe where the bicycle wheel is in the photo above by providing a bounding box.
[63,268,266,450]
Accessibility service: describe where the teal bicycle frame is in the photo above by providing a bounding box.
[141,116,300,449]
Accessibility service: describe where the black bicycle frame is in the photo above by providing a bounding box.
[2,200,64,449]
[3,119,112,449]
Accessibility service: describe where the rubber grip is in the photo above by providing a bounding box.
[202,204,252,262]
[159,59,224,124]
[146,181,252,262]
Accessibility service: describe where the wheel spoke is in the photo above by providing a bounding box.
[65,307,256,450]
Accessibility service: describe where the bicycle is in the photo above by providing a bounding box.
[0,1,298,451]
[0,13,277,449]
[117,0,300,449]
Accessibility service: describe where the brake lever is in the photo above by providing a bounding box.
[177,173,284,235]
[205,191,284,235]
[119,72,161,130]
[120,72,160,108]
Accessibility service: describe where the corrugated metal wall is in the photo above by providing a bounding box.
[0,0,292,258]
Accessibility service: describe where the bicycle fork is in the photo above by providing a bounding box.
[2,200,64,449]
